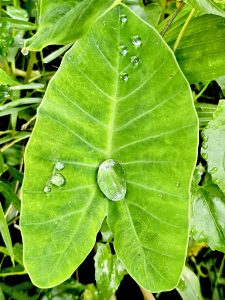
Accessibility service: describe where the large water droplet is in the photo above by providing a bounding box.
[130,56,140,66]
[21,48,29,56]
[131,35,142,47]
[51,173,65,187]
[120,14,127,24]
[120,72,129,82]
[97,159,126,201]
[55,161,64,171]
[43,186,51,194]
[119,45,128,56]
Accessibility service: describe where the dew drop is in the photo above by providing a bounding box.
[97,159,126,201]
[51,173,65,187]
[43,186,51,194]
[120,72,129,82]
[176,182,181,188]
[55,161,64,171]
[131,35,142,47]
[120,14,127,24]
[209,167,218,174]
[67,55,72,61]
[130,56,140,66]
[158,193,163,198]
[21,48,29,56]
[119,45,128,56]
[201,153,208,160]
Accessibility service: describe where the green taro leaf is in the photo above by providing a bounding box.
[201,100,225,193]
[24,0,115,51]
[21,4,198,291]
[187,0,225,17]
[94,243,126,299]
[162,12,225,83]
[191,180,225,252]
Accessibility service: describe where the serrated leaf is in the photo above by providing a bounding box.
[0,203,14,265]
[177,266,203,300]
[94,243,126,299]
[0,69,18,86]
[21,4,198,291]
[187,0,225,17]
[191,180,225,252]
[201,100,225,193]
[24,0,114,51]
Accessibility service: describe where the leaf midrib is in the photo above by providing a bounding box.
[107,8,121,157]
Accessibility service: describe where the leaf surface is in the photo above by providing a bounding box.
[176,266,203,300]
[0,69,18,86]
[24,0,114,51]
[201,100,225,193]
[21,4,198,291]
[191,180,225,253]
[94,243,125,299]
[162,12,225,83]
[187,0,225,17]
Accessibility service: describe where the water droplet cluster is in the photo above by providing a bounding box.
[43,161,65,194]
[119,14,142,82]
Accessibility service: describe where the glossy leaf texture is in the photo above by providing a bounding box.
[162,12,225,83]
[191,179,225,253]
[20,4,198,291]
[201,100,225,193]
[94,243,125,299]
[24,0,114,51]
[187,0,225,17]
[0,69,18,85]
[176,266,203,300]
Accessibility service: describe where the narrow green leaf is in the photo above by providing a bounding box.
[21,4,198,291]
[0,203,14,265]
[0,69,18,86]
[0,17,36,30]
[201,100,225,193]
[24,0,115,51]
[191,180,225,252]
[0,181,21,211]
[176,266,203,300]
[187,0,225,17]
[94,243,126,299]
[0,287,5,300]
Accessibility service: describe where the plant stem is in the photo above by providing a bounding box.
[215,255,225,287]
[3,56,12,75]
[161,1,185,37]
[140,287,156,300]
[173,8,195,52]
[194,81,211,102]
[24,51,36,83]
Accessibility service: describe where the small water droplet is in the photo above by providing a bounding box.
[158,193,163,198]
[131,35,142,47]
[120,72,129,82]
[209,167,218,174]
[130,56,140,66]
[119,45,128,56]
[51,173,65,187]
[176,182,181,188]
[97,159,126,201]
[67,55,72,61]
[55,161,64,170]
[201,153,208,160]
[43,186,51,194]
[202,142,208,150]
[21,48,29,56]
[120,14,127,24]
